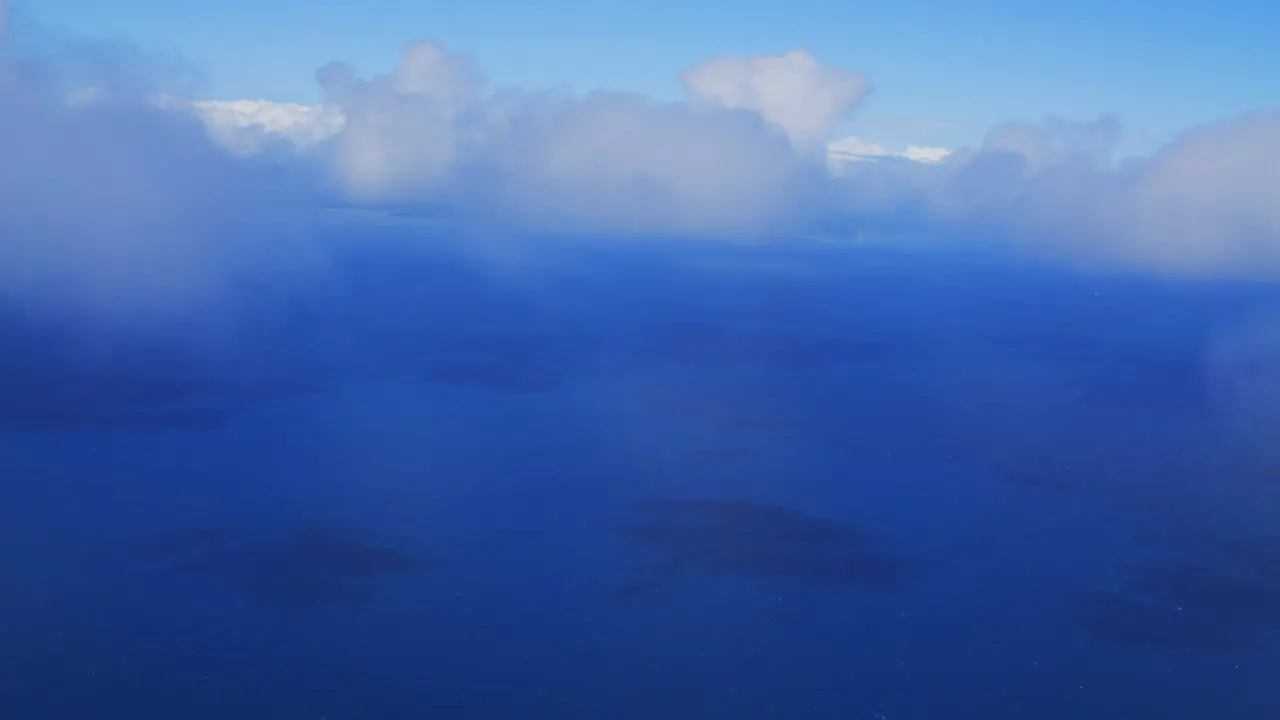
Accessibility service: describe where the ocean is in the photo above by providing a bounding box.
[2,223,1278,718]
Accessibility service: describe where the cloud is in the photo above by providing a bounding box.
[1096,111,1280,274]
[980,115,1122,170]
[680,48,869,154]
[198,39,1280,278]
[832,112,1280,276]
[826,136,951,173]
[0,25,317,325]
[901,146,952,163]
[5,7,1280,310]
[186,99,345,155]
[308,42,834,236]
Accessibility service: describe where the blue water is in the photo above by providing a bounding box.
[3,225,1280,718]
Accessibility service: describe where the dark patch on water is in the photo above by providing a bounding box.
[140,523,430,611]
[0,364,224,434]
[670,396,799,436]
[1003,469,1083,494]
[1070,354,1212,416]
[637,319,918,372]
[1080,535,1280,652]
[606,579,668,604]
[420,357,569,393]
[0,321,329,435]
[978,321,1213,416]
[616,499,922,589]
[0,374,328,434]
[372,327,584,393]
[1079,595,1245,652]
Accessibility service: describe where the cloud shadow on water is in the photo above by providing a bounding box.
[1068,354,1213,417]
[0,316,329,435]
[1078,595,1247,653]
[613,499,924,592]
[0,367,326,434]
[408,328,582,393]
[1002,468,1087,495]
[139,523,431,612]
[979,318,1215,418]
[635,317,921,375]
[1078,535,1280,653]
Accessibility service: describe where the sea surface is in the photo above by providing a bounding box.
[3,223,1280,718]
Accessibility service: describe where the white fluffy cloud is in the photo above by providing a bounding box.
[212,40,1280,277]
[826,136,952,173]
[680,48,869,154]
[844,112,1280,275]
[304,43,835,236]
[188,99,345,155]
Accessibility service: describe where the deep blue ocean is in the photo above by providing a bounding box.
[3,219,1279,718]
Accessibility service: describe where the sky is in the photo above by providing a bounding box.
[15,0,1280,155]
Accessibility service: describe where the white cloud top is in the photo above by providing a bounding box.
[680,48,870,154]
[190,99,345,155]
[826,136,952,171]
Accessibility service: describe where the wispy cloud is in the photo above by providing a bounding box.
[0,20,316,324]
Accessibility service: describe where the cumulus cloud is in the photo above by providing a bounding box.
[828,112,1280,276]
[1096,111,1280,274]
[187,99,345,155]
[308,42,835,236]
[680,48,869,154]
[212,39,1280,277]
[312,45,483,203]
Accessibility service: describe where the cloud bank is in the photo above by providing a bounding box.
[3,4,1280,330]
[303,43,864,236]
[840,112,1280,275]
[201,40,1280,277]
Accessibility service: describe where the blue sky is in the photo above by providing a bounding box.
[17,0,1280,153]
